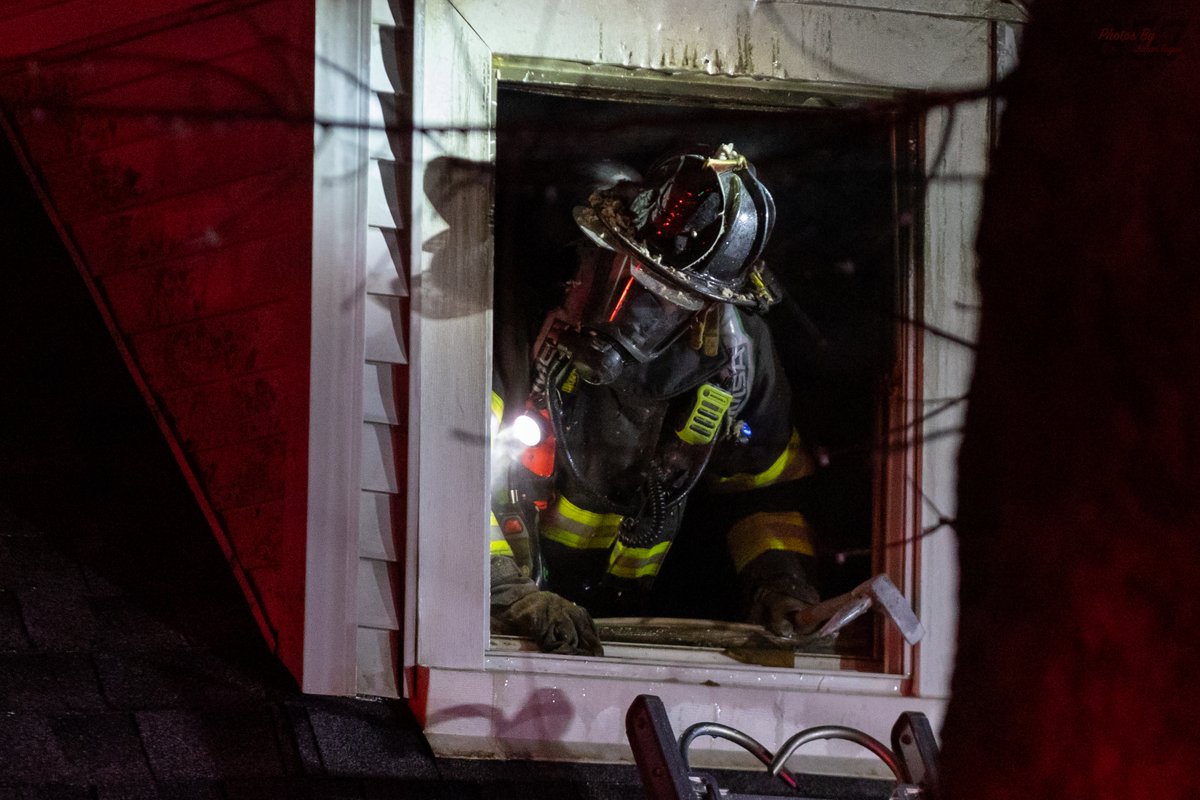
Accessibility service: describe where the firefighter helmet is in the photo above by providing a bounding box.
[573,143,777,309]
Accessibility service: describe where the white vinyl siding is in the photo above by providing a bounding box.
[352,0,411,697]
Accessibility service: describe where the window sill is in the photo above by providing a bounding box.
[418,657,943,774]
[487,637,904,695]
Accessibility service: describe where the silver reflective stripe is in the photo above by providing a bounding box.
[720,306,754,417]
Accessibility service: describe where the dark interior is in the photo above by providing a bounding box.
[494,84,912,655]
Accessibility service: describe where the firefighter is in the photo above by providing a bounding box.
[488,144,820,657]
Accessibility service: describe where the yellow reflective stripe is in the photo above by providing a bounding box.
[542,525,617,550]
[555,496,623,529]
[489,513,511,551]
[540,496,622,550]
[490,392,504,422]
[488,512,513,556]
[710,429,814,493]
[727,512,815,572]
[607,540,672,579]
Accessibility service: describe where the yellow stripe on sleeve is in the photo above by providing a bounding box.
[540,495,622,550]
[710,429,815,493]
[727,511,815,573]
[606,539,672,579]
[489,511,513,557]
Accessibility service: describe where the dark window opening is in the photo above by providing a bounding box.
[493,83,918,662]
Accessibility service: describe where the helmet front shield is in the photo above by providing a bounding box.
[573,144,778,310]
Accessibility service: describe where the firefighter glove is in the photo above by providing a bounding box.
[750,588,818,638]
[492,590,604,657]
[744,554,820,638]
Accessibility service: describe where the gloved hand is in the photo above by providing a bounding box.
[489,554,604,656]
[744,556,820,638]
[749,587,818,638]
[492,590,604,656]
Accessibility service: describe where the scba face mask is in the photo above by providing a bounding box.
[590,252,707,362]
[559,251,708,386]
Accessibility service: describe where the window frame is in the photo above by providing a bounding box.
[486,61,923,672]
[404,0,1007,772]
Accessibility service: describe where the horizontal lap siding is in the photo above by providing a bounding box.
[366,217,409,297]
[161,371,290,453]
[365,295,408,364]
[361,422,402,495]
[71,168,308,276]
[14,44,311,166]
[222,500,285,570]
[129,303,305,392]
[0,0,232,60]
[100,234,303,334]
[356,5,411,698]
[3,1,289,88]
[363,362,402,425]
[38,123,300,221]
[0,0,316,680]
[359,490,400,560]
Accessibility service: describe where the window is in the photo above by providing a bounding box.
[404,0,1007,768]
[489,71,922,670]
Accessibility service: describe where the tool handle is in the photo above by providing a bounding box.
[791,590,856,633]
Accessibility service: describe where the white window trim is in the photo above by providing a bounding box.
[397,0,1013,772]
[306,0,373,695]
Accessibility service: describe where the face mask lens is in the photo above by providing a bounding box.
[590,254,703,362]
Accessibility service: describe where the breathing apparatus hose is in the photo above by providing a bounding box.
[545,351,725,550]
[618,477,669,548]
[544,356,615,513]
[664,428,718,505]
